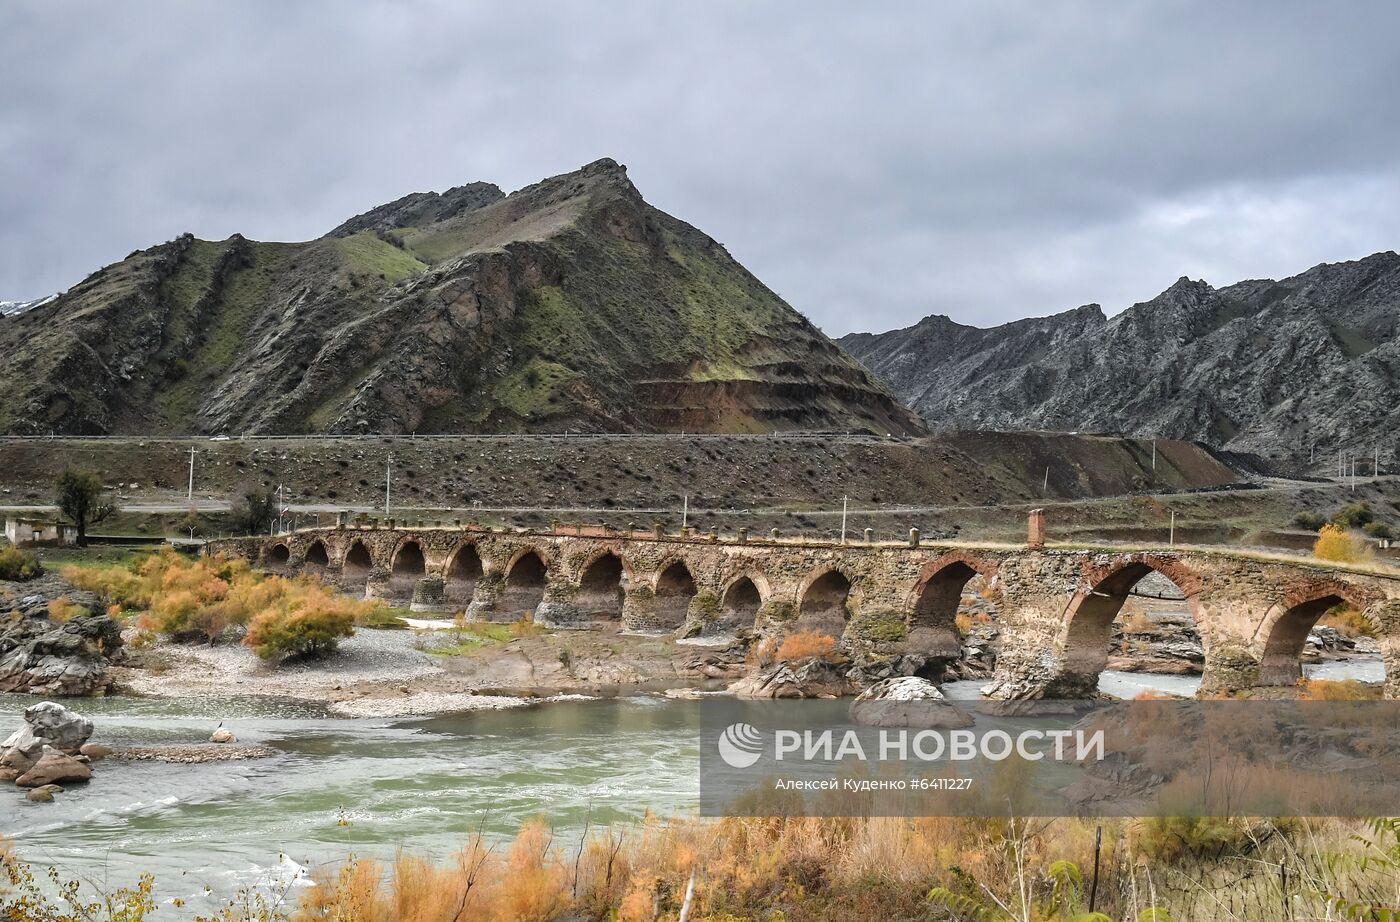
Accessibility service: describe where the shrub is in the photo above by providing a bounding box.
[1362,520,1395,541]
[244,595,358,661]
[1313,524,1372,563]
[954,610,991,635]
[774,630,840,663]
[1292,510,1328,531]
[46,596,85,623]
[0,546,42,581]
[65,549,375,662]
[1332,500,1374,528]
[1319,603,1377,638]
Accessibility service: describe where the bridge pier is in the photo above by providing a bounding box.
[465,574,502,622]
[363,567,395,603]
[409,575,452,614]
[621,587,661,632]
[535,579,593,630]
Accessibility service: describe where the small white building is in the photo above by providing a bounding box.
[4,516,78,547]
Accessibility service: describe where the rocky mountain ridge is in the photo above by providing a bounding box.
[841,253,1400,462]
[0,159,922,437]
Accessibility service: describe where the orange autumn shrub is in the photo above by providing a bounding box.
[66,548,377,660]
[774,630,839,663]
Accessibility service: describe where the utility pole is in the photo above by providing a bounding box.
[840,495,848,544]
[187,447,197,502]
[1151,440,1156,471]
[385,454,393,515]
[682,494,689,529]
[1169,509,1176,546]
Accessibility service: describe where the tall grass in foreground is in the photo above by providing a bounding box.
[4,815,1400,921]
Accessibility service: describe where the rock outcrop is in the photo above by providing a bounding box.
[728,658,858,699]
[0,579,123,696]
[848,676,973,729]
[841,253,1400,463]
[0,159,922,438]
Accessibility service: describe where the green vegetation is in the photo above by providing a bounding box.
[1292,510,1328,531]
[0,546,41,581]
[418,616,533,655]
[230,483,278,537]
[1363,520,1396,541]
[330,232,426,281]
[55,467,115,545]
[847,606,908,643]
[1333,500,1375,528]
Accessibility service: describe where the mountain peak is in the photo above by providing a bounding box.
[0,161,921,438]
[842,251,1400,460]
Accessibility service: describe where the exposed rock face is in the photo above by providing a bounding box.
[0,594,123,696]
[0,159,922,438]
[840,253,1400,462]
[848,676,973,729]
[728,658,857,698]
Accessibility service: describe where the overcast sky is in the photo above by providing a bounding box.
[4,2,1400,336]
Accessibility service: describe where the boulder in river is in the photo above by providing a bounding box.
[79,742,114,760]
[26,783,63,803]
[210,727,237,744]
[15,745,93,787]
[849,677,974,729]
[3,700,94,756]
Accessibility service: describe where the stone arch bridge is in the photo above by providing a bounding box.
[208,517,1400,701]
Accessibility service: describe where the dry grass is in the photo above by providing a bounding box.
[6,815,1400,921]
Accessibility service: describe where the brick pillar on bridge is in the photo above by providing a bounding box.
[1027,509,1046,550]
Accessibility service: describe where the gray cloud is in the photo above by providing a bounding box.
[3,0,1399,335]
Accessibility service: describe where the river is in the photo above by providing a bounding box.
[1,656,1386,907]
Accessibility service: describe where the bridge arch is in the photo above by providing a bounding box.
[304,540,330,569]
[390,538,426,593]
[719,573,767,631]
[654,559,698,630]
[1060,555,1203,692]
[343,540,373,584]
[577,549,628,622]
[907,553,998,631]
[797,566,855,635]
[500,547,549,620]
[1256,581,1382,687]
[265,543,290,568]
[444,542,483,606]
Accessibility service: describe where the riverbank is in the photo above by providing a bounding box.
[114,624,742,717]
